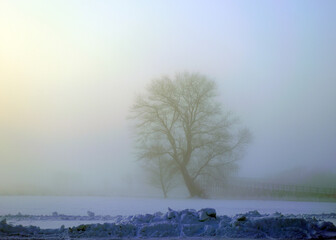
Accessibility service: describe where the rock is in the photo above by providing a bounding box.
[87,211,95,218]
[237,216,247,221]
[167,208,177,219]
[198,211,209,222]
[318,221,336,231]
[198,208,216,222]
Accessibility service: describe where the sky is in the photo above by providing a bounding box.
[0,0,335,195]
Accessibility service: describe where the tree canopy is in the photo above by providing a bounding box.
[131,72,251,197]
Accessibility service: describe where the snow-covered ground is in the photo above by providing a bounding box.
[1,196,335,216]
[0,208,336,239]
[0,196,335,239]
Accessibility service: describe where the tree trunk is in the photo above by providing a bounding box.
[159,165,168,198]
[162,189,167,198]
[179,165,204,198]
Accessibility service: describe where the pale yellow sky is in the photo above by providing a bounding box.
[0,0,137,136]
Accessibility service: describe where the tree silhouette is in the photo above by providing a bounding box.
[131,72,251,197]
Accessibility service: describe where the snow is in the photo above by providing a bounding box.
[0,209,335,239]
[1,196,335,216]
[0,196,335,238]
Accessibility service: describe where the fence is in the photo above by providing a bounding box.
[201,177,336,201]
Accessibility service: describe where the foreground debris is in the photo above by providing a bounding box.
[1,208,336,239]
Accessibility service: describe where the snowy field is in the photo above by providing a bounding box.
[0,196,335,228]
[0,196,336,239]
[1,196,335,216]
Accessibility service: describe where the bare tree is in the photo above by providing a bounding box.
[131,72,251,198]
[143,154,178,198]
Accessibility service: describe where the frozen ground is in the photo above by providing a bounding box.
[0,208,336,239]
[0,196,335,239]
[1,196,335,216]
[0,196,336,228]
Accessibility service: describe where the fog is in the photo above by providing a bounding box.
[0,0,335,196]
